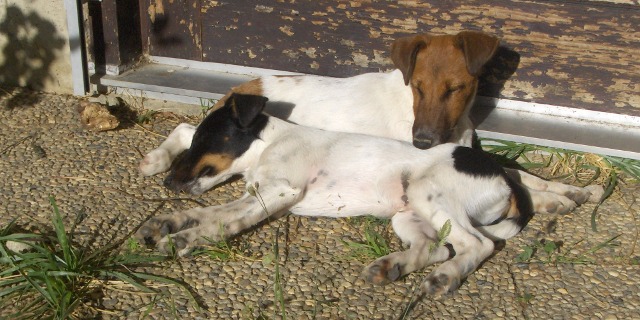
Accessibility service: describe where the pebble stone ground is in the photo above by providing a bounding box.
[1,89,638,320]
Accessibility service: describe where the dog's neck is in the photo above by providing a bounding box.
[257,114,299,143]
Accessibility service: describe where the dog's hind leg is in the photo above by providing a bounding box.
[139,123,196,176]
[406,182,498,296]
[504,168,603,204]
[421,213,495,297]
[420,216,495,297]
[362,211,451,285]
[136,179,303,256]
[504,168,604,214]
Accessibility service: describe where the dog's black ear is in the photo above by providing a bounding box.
[391,35,427,85]
[456,31,500,76]
[226,93,268,128]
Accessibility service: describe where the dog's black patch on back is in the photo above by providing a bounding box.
[452,146,503,178]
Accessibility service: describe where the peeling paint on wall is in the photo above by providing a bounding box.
[147,0,165,24]
[279,25,294,36]
[141,0,640,116]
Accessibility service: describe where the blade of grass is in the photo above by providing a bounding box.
[49,196,75,270]
[100,270,157,294]
[591,171,617,232]
[0,281,32,298]
[274,228,286,320]
[579,234,621,258]
[0,245,56,313]
[1,198,206,318]
[576,164,601,186]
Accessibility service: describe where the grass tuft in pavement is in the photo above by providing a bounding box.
[0,196,198,319]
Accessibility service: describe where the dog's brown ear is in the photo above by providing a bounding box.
[227,93,268,128]
[456,31,500,76]
[391,35,427,85]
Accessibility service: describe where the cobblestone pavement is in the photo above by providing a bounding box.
[1,90,638,319]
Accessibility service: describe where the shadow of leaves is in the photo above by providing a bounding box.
[0,5,66,109]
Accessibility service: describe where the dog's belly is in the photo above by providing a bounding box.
[289,170,407,219]
[289,188,404,218]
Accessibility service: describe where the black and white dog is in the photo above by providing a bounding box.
[136,94,600,296]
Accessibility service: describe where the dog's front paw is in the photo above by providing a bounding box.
[157,233,196,257]
[362,257,402,285]
[135,215,178,246]
[562,185,594,205]
[422,273,459,297]
[585,185,605,202]
[539,194,577,215]
[558,184,604,205]
[136,214,203,256]
[139,148,171,176]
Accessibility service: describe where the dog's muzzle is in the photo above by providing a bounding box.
[413,128,453,149]
[163,173,189,193]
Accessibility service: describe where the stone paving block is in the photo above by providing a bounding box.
[511,264,640,320]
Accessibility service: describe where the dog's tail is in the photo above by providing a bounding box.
[477,177,535,240]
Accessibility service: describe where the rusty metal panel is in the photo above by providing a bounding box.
[201,1,388,77]
[199,0,639,117]
[142,0,202,61]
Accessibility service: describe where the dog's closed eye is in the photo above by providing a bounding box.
[199,166,215,177]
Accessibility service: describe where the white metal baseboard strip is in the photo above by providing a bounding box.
[97,58,640,160]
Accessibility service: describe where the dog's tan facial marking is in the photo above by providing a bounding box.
[409,37,477,148]
[392,31,499,149]
[192,153,234,178]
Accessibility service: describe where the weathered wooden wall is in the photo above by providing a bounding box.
[141,0,202,61]
[142,0,640,117]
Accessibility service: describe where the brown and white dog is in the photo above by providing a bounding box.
[137,94,601,296]
[215,30,497,149]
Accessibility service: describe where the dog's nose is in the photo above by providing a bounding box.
[163,175,171,187]
[413,138,432,149]
[163,175,176,190]
[413,132,434,149]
